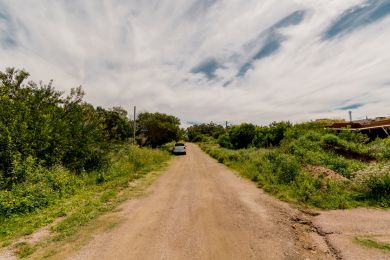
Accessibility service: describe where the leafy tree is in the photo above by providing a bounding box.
[228,123,256,149]
[97,106,133,142]
[217,133,231,148]
[0,67,185,189]
[137,112,180,147]
[0,68,65,186]
[60,87,107,173]
[0,68,109,187]
[187,122,225,141]
[253,121,292,148]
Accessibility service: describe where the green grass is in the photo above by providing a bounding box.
[199,140,388,209]
[0,144,171,251]
[354,237,390,252]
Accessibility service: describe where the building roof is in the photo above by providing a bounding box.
[330,119,390,130]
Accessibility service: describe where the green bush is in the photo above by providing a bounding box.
[322,134,340,146]
[368,138,390,159]
[191,134,204,142]
[228,123,256,149]
[364,173,390,202]
[0,163,80,217]
[254,121,292,148]
[161,142,175,153]
[337,130,369,144]
[0,144,169,218]
[200,136,390,209]
[269,153,301,184]
[187,123,225,141]
[384,147,390,159]
[0,68,114,185]
[218,133,231,148]
[0,67,178,218]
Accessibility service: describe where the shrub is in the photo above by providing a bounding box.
[228,123,256,149]
[276,154,300,184]
[0,69,112,185]
[218,134,231,148]
[254,121,292,148]
[267,153,300,184]
[192,134,205,143]
[187,123,225,141]
[0,163,79,216]
[293,173,320,203]
[200,119,390,209]
[322,134,340,146]
[337,130,369,144]
[384,147,390,159]
[364,173,390,202]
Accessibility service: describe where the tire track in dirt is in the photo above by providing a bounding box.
[68,143,334,260]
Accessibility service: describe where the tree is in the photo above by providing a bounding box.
[61,87,107,173]
[253,121,292,148]
[228,123,256,149]
[137,112,181,147]
[187,122,225,141]
[0,68,66,186]
[0,68,109,187]
[97,106,133,142]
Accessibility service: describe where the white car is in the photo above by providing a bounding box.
[173,143,186,155]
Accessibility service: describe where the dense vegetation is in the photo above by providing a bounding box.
[137,112,181,147]
[187,122,225,142]
[194,121,390,209]
[0,68,179,223]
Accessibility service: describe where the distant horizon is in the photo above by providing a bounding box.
[1,0,390,125]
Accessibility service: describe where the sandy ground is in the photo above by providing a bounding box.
[69,144,335,260]
[314,208,390,260]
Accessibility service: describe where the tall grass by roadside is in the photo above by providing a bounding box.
[0,144,170,246]
[200,133,390,209]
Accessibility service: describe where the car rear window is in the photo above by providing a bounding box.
[175,143,185,146]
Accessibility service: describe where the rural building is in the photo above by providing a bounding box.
[330,117,390,139]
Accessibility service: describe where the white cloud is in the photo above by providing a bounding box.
[1,0,390,126]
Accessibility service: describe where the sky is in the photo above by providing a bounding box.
[1,0,390,126]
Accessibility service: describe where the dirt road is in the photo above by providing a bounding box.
[69,144,389,260]
[69,144,332,259]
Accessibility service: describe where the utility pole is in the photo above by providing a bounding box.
[133,106,136,145]
[225,121,228,129]
[349,111,352,122]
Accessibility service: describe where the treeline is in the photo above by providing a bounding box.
[187,121,294,149]
[190,121,390,208]
[0,68,180,216]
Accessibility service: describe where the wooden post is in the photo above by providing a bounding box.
[133,106,136,145]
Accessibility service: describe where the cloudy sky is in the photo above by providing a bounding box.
[1,0,390,126]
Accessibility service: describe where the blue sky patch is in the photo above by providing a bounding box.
[237,62,253,77]
[191,58,221,80]
[0,8,17,48]
[324,0,390,39]
[273,10,306,29]
[339,103,364,110]
[237,10,305,78]
[253,33,283,61]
